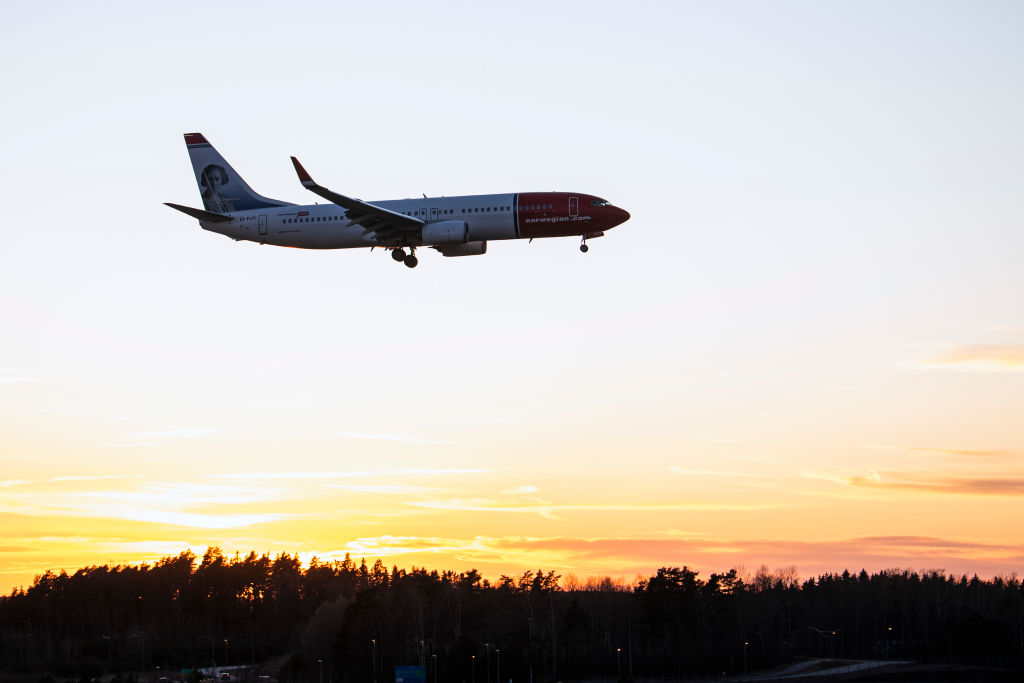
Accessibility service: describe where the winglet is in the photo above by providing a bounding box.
[290,156,315,187]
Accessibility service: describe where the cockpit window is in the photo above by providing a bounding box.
[591,200,610,207]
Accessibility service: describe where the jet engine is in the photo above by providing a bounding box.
[421,221,468,245]
[434,241,487,257]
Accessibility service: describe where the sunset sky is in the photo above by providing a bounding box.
[2,1,1024,594]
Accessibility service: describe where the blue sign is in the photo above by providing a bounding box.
[395,666,426,683]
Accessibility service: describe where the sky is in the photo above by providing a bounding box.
[1,0,1024,594]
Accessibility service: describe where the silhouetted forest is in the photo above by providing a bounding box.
[2,548,1023,680]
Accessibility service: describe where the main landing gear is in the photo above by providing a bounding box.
[391,247,418,268]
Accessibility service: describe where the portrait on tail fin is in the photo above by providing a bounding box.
[200,164,236,213]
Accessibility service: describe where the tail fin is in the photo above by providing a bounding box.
[183,133,290,213]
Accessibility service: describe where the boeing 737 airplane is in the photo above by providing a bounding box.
[165,133,630,268]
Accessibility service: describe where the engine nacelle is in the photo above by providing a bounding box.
[434,241,487,257]
[421,220,468,245]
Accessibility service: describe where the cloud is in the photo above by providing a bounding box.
[502,485,540,495]
[909,448,1010,458]
[327,484,440,494]
[446,417,548,427]
[290,532,1023,580]
[100,428,220,448]
[670,467,771,478]
[338,431,450,444]
[0,482,292,529]
[0,480,31,488]
[849,472,1024,496]
[48,474,145,482]
[207,468,487,480]
[407,498,774,519]
[922,344,1024,372]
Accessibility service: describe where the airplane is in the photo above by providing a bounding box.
[165,133,630,268]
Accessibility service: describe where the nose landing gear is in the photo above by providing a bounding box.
[580,238,589,253]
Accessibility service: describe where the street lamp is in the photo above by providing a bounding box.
[744,641,749,676]
[495,649,500,683]
[224,639,229,669]
[616,648,622,680]
[200,636,215,671]
[484,643,490,683]
[318,658,323,683]
[432,654,437,683]
[371,639,376,683]
[472,654,476,683]
[102,636,111,673]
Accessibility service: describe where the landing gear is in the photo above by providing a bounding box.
[580,242,589,253]
[391,248,406,262]
[403,247,418,268]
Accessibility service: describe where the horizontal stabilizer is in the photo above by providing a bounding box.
[164,202,234,223]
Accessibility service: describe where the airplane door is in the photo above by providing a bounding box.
[418,208,428,221]
[430,207,439,221]
[258,215,268,235]
[569,197,579,216]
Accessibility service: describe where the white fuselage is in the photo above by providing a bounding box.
[202,193,518,249]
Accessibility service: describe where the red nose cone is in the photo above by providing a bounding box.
[611,207,630,227]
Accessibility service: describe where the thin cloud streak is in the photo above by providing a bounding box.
[502,486,540,495]
[909,447,1010,458]
[849,472,1024,496]
[338,431,450,444]
[922,344,1024,372]
[328,484,440,494]
[48,474,145,482]
[207,468,488,480]
[0,482,293,529]
[407,499,775,516]
[124,429,220,440]
[298,532,1021,577]
[670,467,772,478]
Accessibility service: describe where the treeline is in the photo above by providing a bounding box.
[1,548,1023,680]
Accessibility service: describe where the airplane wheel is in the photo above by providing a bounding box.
[580,243,589,253]
[391,249,406,262]
[404,254,419,268]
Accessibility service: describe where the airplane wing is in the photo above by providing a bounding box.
[290,157,424,239]
[164,202,234,223]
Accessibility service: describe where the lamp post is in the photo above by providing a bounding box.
[472,654,476,683]
[371,639,376,683]
[744,641,749,676]
[616,648,621,680]
[886,626,892,659]
[484,643,490,683]
[318,658,323,683]
[102,636,111,673]
[224,639,229,669]
[432,654,437,683]
[200,636,215,671]
[495,649,500,683]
